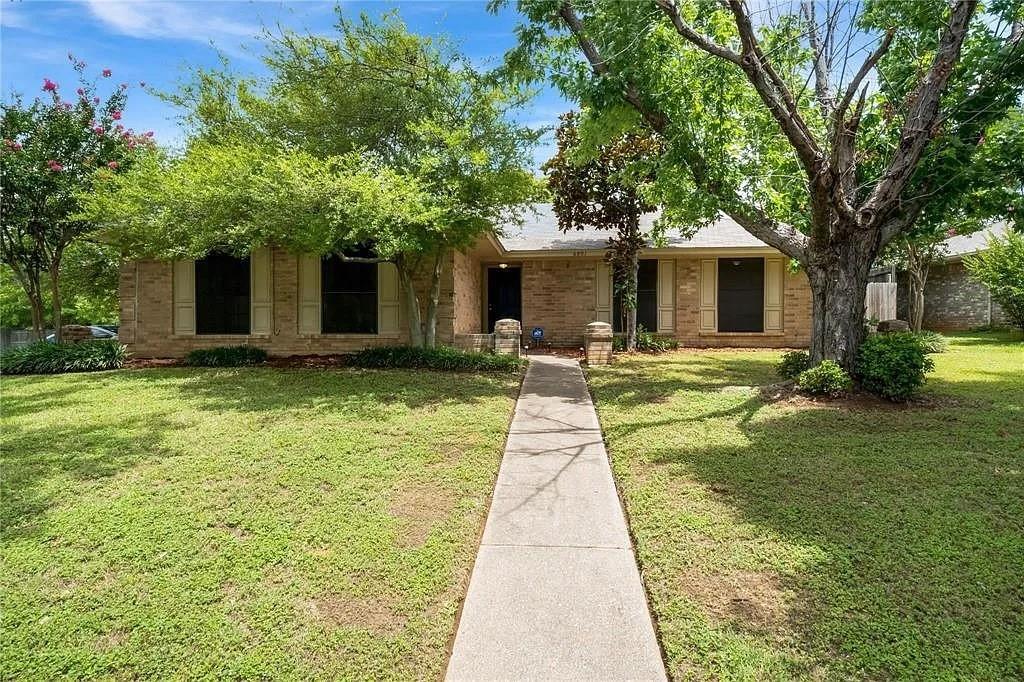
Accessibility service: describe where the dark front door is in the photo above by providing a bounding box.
[487,267,522,332]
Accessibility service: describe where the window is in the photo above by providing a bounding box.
[195,252,250,335]
[717,258,764,332]
[322,255,377,334]
[614,259,658,332]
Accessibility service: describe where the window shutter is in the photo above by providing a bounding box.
[249,248,272,335]
[172,260,195,335]
[657,259,675,333]
[595,261,612,323]
[764,257,784,332]
[377,262,400,334]
[699,258,717,333]
[297,254,321,335]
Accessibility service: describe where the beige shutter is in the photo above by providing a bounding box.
[657,259,675,333]
[764,257,785,332]
[377,262,400,334]
[297,254,321,335]
[595,261,613,323]
[172,259,195,335]
[250,248,272,335]
[698,258,717,333]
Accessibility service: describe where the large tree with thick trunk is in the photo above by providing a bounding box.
[499,0,1023,368]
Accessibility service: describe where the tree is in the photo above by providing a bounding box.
[543,111,660,350]
[1,57,149,341]
[85,14,541,347]
[964,229,1024,330]
[499,0,1023,369]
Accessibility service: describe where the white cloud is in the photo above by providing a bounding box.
[84,1,260,44]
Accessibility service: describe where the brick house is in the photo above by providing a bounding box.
[870,223,1010,331]
[118,205,812,357]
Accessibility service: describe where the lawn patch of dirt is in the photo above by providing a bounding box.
[676,567,794,637]
[758,382,964,410]
[306,594,406,635]
[389,482,456,548]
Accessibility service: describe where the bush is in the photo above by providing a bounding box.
[963,230,1024,331]
[914,330,949,354]
[348,345,526,373]
[856,332,934,401]
[796,360,852,397]
[1,340,127,375]
[777,350,811,379]
[612,326,679,353]
[185,345,268,367]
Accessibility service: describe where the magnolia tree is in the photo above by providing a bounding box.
[499,0,1023,369]
[85,14,541,348]
[0,57,152,341]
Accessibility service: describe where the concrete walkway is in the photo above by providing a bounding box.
[446,355,666,681]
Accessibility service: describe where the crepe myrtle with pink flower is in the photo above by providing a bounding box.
[1,55,155,341]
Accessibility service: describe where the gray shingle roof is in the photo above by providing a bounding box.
[495,204,770,252]
[941,222,1010,259]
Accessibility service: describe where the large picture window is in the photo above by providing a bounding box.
[322,255,377,334]
[718,258,764,332]
[614,259,658,333]
[195,252,250,335]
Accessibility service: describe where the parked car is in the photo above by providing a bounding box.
[45,326,118,343]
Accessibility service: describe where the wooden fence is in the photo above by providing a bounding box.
[865,282,897,321]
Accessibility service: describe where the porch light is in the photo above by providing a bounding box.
[498,263,508,269]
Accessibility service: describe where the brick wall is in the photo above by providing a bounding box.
[452,249,481,335]
[521,258,602,347]
[917,260,1007,331]
[121,248,460,358]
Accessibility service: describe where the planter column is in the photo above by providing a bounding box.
[494,318,522,357]
[584,321,613,365]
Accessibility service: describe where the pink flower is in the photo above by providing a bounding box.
[62,102,72,110]
[107,160,119,170]
[93,97,100,104]
[4,139,23,151]
[144,131,154,138]
[76,87,85,96]
[42,78,58,92]
[947,228,957,237]
[102,69,111,77]
[47,160,63,172]
[93,126,104,135]
[111,110,122,120]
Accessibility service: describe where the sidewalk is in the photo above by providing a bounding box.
[446,355,666,681]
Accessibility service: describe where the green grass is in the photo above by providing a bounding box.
[588,330,1024,680]
[1,367,519,680]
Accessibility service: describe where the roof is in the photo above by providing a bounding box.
[941,222,1010,260]
[494,204,770,253]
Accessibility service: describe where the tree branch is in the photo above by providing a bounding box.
[833,29,894,130]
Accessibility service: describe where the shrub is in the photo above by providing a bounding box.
[914,330,949,354]
[856,332,934,401]
[963,230,1024,331]
[185,345,268,367]
[612,326,679,353]
[348,345,526,373]
[796,360,852,397]
[1,340,127,375]
[777,350,811,379]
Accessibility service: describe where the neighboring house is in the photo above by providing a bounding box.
[871,223,1011,331]
[119,204,812,357]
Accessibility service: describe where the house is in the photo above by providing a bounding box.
[870,223,1011,331]
[118,204,812,357]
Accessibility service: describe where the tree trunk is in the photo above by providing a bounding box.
[28,290,46,341]
[806,236,874,371]
[423,247,445,349]
[395,256,424,348]
[623,251,638,351]
[7,262,46,340]
[905,246,929,332]
[49,254,63,344]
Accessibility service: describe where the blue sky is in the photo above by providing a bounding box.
[0,0,571,169]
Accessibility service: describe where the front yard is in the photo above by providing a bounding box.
[588,331,1024,680]
[1,367,518,679]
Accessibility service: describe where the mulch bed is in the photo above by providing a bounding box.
[759,381,962,410]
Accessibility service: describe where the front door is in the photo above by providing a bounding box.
[487,267,522,332]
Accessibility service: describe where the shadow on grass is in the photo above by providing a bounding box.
[595,354,1024,678]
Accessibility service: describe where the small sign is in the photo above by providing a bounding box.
[531,327,544,341]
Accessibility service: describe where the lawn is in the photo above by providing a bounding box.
[588,331,1024,680]
[1,367,519,680]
